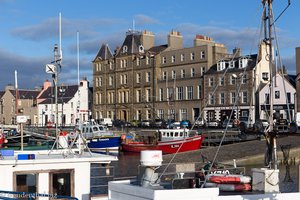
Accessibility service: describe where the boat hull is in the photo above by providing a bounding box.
[121,135,204,154]
[87,136,121,150]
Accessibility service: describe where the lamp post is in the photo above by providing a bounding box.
[59,85,66,128]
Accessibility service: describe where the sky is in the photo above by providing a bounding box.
[0,0,299,90]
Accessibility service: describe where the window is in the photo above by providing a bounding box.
[162,71,167,80]
[181,69,185,78]
[197,85,202,99]
[136,57,140,66]
[242,74,247,84]
[191,68,195,77]
[219,77,224,86]
[162,56,166,64]
[220,93,225,104]
[200,51,205,59]
[120,75,123,85]
[239,58,248,68]
[159,88,163,101]
[50,170,73,197]
[146,56,150,65]
[217,61,226,71]
[136,73,141,83]
[209,93,215,105]
[187,86,193,100]
[190,52,195,60]
[136,90,141,103]
[180,109,187,121]
[200,67,205,76]
[181,54,185,62]
[109,76,113,86]
[146,72,151,82]
[167,87,174,101]
[168,109,175,120]
[171,55,175,63]
[99,77,102,86]
[229,61,235,68]
[231,92,236,104]
[109,61,114,70]
[262,72,269,80]
[230,76,236,85]
[95,77,99,87]
[172,70,176,79]
[209,77,214,87]
[146,89,151,102]
[15,173,37,194]
[275,91,280,99]
[177,86,184,100]
[287,92,291,103]
[158,109,164,119]
[265,93,270,104]
[242,91,248,103]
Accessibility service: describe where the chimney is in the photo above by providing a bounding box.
[233,47,241,57]
[296,47,300,112]
[194,35,214,46]
[141,30,155,50]
[43,79,52,90]
[168,30,183,50]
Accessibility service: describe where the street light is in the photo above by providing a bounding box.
[59,85,66,128]
[232,73,243,121]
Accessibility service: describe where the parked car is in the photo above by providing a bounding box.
[238,117,251,128]
[180,120,191,128]
[141,120,151,128]
[99,118,113,127]
[261,119,269,128]
[151,119,166,128]
[194,118,206,127]
[131,120,141,127]
[222,119,233,128]
[207,120,221,128]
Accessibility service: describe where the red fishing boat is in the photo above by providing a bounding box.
[121,129,204,154]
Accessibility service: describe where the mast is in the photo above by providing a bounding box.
[14,70,18,123]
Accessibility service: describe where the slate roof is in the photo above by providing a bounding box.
[93,43,113,61]
[0,91,4,98]
[38,85,78,104]
[116,31,143,56]
[205,54,258,75]
[147,44,168,54]
[9,89,41,99]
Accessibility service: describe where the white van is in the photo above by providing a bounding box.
[99,118,113,127]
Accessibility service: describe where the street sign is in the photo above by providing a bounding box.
[16,115,28,123]
[45,64,56,74]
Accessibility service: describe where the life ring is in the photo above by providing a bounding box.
[69,132,76,139]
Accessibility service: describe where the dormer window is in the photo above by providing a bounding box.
[239,57,248,68]
[138,45,144,53]
[122,45,128,53]
[217,60,226,71]
[262,72,269,81]
[229,60,235,68]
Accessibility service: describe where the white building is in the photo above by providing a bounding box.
[259,73,296,120]
[37,79,92,126]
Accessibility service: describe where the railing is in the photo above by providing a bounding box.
[0,190,78,200]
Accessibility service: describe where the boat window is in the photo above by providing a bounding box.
[50,170,73,197]
[90,127,93,133]
[167,132,169,137]
[174,132,178,137]
[93,127,99,132]
[15,173,37,194]
[180,132,183,137]
[170,132,173,137]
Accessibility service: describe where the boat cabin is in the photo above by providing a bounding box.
[76,120,114,139]
[157,129,198,141]
[0,149,117,200]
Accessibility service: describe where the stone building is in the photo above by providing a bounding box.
[92,30,230,123]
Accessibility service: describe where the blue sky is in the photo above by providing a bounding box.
[0,0,299,90]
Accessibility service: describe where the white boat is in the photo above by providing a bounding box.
[73,120,122,153]
[0,148,117,200]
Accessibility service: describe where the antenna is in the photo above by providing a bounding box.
[77,31,80,85]
[133,19,135,31]
[59,12,63,62]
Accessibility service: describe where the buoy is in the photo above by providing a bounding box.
[206,174,252,184]
[204,182,252,192]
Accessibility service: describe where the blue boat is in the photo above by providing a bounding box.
[73,120,122,153]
